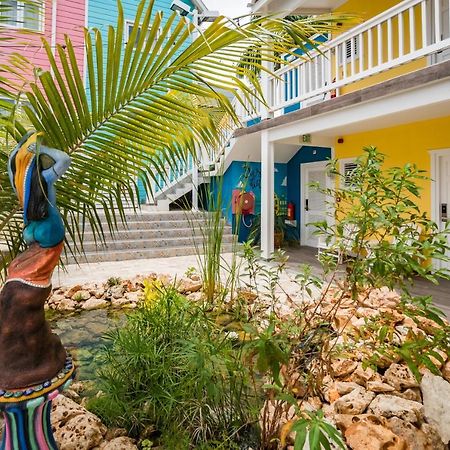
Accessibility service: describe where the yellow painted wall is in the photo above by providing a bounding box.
[332,0,427,94]
[334,116,450,216]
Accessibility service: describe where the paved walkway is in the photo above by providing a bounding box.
[53,253,219,287]
[53,247,450,317]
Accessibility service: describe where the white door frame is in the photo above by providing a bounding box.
[300,160,333,247]
[430,148,450,269]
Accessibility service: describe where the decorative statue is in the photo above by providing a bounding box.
[0,131,75,450]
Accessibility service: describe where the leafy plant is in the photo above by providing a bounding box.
[106,276,121,287]
[88,283,258,446]
[314,146,450,296]
[288,410,346,450]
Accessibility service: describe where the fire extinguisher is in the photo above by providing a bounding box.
[287,202,295,221]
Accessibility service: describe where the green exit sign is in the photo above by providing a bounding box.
[302,134,311,143]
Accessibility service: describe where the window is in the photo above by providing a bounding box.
[338,36,359,65]
[125,21,160,50]
[340,158,359,188]
[1,1,44,31]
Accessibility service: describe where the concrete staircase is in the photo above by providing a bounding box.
[64,210,236,265]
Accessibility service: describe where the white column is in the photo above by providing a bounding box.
[192,162,199,211]
[260,130,274,259]
[260,57,274,121]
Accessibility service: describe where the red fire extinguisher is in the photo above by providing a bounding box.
[287,202,295,221]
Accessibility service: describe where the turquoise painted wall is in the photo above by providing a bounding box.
[216,161,288,226]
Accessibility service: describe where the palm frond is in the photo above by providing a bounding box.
[0,0,352,275]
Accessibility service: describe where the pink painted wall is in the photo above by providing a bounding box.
[0,0,85,90]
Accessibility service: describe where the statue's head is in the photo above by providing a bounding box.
[8,131,49,223]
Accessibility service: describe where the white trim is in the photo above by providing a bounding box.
[430,148,450,224]
[300,160,330,247]
[0,1,45,32]
[51,0,57,55]
[429,148,450,270]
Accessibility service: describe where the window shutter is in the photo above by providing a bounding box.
[343,161,358,188]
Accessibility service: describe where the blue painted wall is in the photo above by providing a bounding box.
[214,161,288,225]
[286,145,332,226]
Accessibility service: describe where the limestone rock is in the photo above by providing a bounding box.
[51,396,107,450]
[332,359,358,378]
[72,290,91,301]
[420,372,450,444]
[335,382,361,395]
[82,298,109,311]
[420,423,446,450]
[109,285,126,299]
[124,291,141,303]
[111,297,131,308]
[100,437,137,449]
[384,364,419,390]
[349,364,376,386]
[66,285,82,298]
[441,361,450,383]
[104,428,128,441]
[368,395,424,423]
[344,416,407,450]
[367,381,396,393]
[177,278,202,294]
[54,414,107,450]
[386,417,437,450]
[334,387,375,415]
[56,298,78,312]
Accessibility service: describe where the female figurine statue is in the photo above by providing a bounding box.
[0,131,71,389]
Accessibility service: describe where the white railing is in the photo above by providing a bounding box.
[241,0,450,121]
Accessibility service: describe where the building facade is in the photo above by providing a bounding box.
[0,0,86,82]
[223,0,450,271]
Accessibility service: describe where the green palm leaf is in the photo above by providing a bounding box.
[0,0,351,275]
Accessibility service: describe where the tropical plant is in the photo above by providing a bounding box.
[88,283,258,447]
[315,146,450,295]
[0,0,351,275]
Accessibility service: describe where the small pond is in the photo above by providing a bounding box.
[50,309,126,381]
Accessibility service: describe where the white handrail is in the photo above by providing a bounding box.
[240,0,450,121]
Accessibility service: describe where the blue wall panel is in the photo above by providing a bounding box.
[216,161,288,225]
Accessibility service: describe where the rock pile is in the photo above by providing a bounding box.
[51,386,138,450]
[48,274,203,312]
[274,287,450,450]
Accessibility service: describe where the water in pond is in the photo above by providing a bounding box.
[50,309,126,381]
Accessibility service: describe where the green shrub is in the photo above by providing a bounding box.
[87,284,258,446]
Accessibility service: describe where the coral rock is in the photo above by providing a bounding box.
[72,290,91,301]
[332,359,358,378]
[384,364,419,390]
[344,416,407,450]
[366,381,396,393]
[100,437,138,449]
[82,298,109,311]
[333,387,375,415]
[420,372,450,444]
[368,395,424,423]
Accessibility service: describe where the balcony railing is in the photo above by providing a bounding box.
[239,0,450,122]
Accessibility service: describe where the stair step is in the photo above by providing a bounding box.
[82,217,227,231]
[81,226,233,241]
[78,234,236,252]
[63,243,237,264]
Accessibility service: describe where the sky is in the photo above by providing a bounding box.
[202,0,250,18]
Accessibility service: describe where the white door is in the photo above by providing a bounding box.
[436,152,450,270]
[301,161,330,247]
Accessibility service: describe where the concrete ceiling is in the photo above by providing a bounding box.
[251,0,346,14]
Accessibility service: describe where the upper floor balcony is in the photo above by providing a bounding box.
[240,0,450,124]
